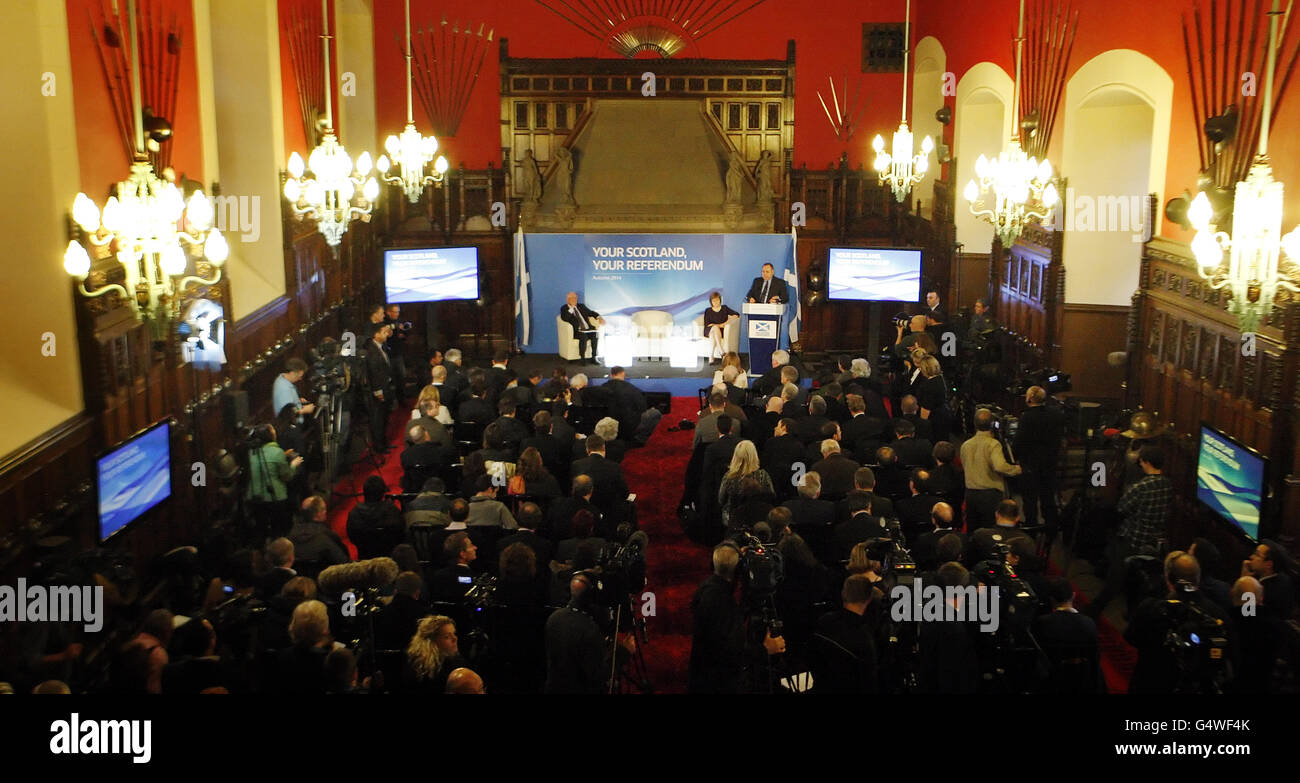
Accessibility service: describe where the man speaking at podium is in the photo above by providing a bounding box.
[746,263,789,305]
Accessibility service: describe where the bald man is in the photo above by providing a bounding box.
[559,292,603,365]
[444,667,486,694]
[1124,554,1233,693]
[544,574,607,693]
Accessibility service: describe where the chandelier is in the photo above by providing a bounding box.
[376,0,449,203]
[963,0,1058,246]
[282,0,380,247]
[872,0,933,202]
[1189,0,1300,334]
[63,0,227,324]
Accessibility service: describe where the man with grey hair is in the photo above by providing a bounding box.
[593,416,627,462]
[690,542,783,693]
[720,365,747,407]
[559,291,603,364]
[780,470,835,527]
[754,349,798,397]
[811,438,860,499]
[260,538,297,599]
[441,348,466,400]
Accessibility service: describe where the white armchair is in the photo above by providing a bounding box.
[630,310,674,360]
[556,315,582,360]
[692,313,740,358]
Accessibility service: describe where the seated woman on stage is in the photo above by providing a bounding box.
[712,351,749,389]
[702,292,740,363]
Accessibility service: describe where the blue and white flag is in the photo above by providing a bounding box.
[785,226,801,344]
[514,225,531,345]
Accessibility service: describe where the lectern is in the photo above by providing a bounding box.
[742,302,784,377]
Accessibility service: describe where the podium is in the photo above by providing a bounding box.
[742,303,784,377]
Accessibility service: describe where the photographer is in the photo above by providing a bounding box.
[809,574,880,693]
[273,358,317,424]
[688,542,784,693]
[1123,553,1233,693]
[383,304,412,404]
[544,572,609,694]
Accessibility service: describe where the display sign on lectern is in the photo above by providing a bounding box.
[743,303,784,377]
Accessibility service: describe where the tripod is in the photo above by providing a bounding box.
[607,596,653,694]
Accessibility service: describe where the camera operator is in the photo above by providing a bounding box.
[1123,553,1233,693]
[894,314,936,362]
[1011,386,1065,534]
[383,304,412,404]
[809,574,879,693]
[273,358,318,424]
[688,542,784,693]
[960,408,1022,529]
[543,572,610,694]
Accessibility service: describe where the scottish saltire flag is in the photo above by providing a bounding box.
[515,226,531,346]
[785,226,801,344]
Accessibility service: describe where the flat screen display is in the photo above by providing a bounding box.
[1196,424,1267,540]
[97,420,173,541]
[384,247,481,304]
[827,247,922,302]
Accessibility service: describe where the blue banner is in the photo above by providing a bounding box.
[517,233,795,355]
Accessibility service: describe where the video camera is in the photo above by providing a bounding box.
[595,532,648,607]
[308,339,353,396]
[976,403,1019,441]
[737,533,784,597]
[1008,367,1073,395]
[972,542,1038,625]
[1156,596,1230,692]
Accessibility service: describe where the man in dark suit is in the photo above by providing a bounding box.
[890,420,935,469]
[544,574,609,693]
[260,538,297,599]
[928,441,965,509]
[810,440,860,500]
[745,262,790,305]
[497,502,555,570]
[872,446,911,501]
[545,475,603,542]
[752,351,798,398]
[923,289,948,326]
[441,348,468,401]
[401,424,457,493]
[780,471,836,527]
[430,532,479,603]
[377,571,429,650]
[522,410,567,486]
[818,383,850,423]
[485,349,514,407]
[966,499,1032,566]
[842,394,889,461]
[761,417,805,501]
[363,323,395,450]
[795,395,833,445]
[894,468,944,543]
[492,399,530,458]
[892,395,934,442]
[803,421,854,468]
[1011,386,1065,531]
[456,381,494,427]
[837,467,895,523]
[1245,539,1296,623]
[810,575,879,693]
[549,399,580,457]
[1032,576,1102,692]
[833,493,888,562]
[700,417,741,514]
[570,435,629,526]
[559,291,603,364]
[910,503,964,570]
[604,366,654,445]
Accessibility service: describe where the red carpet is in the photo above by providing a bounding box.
[326,404,414,560]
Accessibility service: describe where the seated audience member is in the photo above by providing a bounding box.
[810,574,879,693]
[910,503,963,570]
[889,419,934,468]
[401,424,455,493]
[592,416,628,463]
[1244,538,1296,623]
[522,410,568,482]
[717,440,775,533]
[694,392,731,448]
[276,600,334,695]
[818,382,849,423]
[409,394,453,446]
[833,493,887,562]
[545,475,603,541]
[753,349,799,397]
[872,447,911,501]
[571,435,631,523]
[1032,576,1102,693]
[290,495,349,572]
[556,510,607,565]
[456,380,494,426]
[445,667,487,694]
[403,615,465,694]
[1188,537,1232,614]
[916,563,981,694]
[259,538,298,599]
[894,469,943,542]
[810,440,860,499]
[162,618,228,694]
[377,571,430,651]
[795,395,832,444]
[761,417,805,500]
[260,577,317,651]
[781,471,836,527]
[802,421,853,467]
[732,477,778,531]
[842,394,888,460]
[430,532,479,603]
[893,395,934,442]
[493,399,530,457]
[511,446,562,500]
[466,475,519,530]
[766,506,793,542]
[496,542,544,607]
[927,441,964,508]
[1229,576,1277,693]
[719,365,748,407]
[837,467,895,523]
[324,648,364,694]
[405,477,453,520]
[472,422,517,479]
[347,476,404,560]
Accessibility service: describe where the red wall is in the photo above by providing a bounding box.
[279,0,340,160]
[66,0,204,196]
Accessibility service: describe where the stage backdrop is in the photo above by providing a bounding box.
[515,233,798,356]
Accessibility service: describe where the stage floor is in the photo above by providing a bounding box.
[510,353,747,396]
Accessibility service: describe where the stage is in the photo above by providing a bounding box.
[509,352,766,397]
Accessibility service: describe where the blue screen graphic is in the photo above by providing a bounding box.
[827,248,922,302]
[98,422,172,540]
[1196,425,1265,540]
[384,247,480,303]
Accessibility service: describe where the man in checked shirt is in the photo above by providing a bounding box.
[1085,445,1172,620]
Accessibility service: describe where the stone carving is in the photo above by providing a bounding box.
[518,149,542,203]
[755,150,774,202]
[553,146,575,206]
[725,150,743,205]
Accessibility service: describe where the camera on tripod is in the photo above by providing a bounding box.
[309,340,352,396]
[595,535,648,607]
[1156,596,1229,691]
[1008,367,1073,395]
[464,574,500,610]
[738,533,784,596]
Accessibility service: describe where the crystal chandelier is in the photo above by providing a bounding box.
[376,0,449,203]
[963,0,1059,246]
[63,0,227,324]
[1189,0,1300,334]
[872,0,933,202]
[282,0,380,247]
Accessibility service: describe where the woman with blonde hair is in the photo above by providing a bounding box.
[404,615,463,694]
[413,384,454,425]
[717,440,774,531]
[914,353,950,441]
[711,350,749,389]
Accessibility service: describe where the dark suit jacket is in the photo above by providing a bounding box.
[822,396,850,423]
[570,454,629,517]
[259,567,296,600]
[811,607,878,693]
[843,414,889,455]
[411,415,453,448]
[891,437,935,468]
[745,276,789,304]
[700,435,740,509]
[559,302,601,333]
[891,414,933,443]
[493,415,530,457]
[377,593,431,650]
[834,513,889,561]
[603,378,647,440]
[837,490,895,523]
[457,397,494,426]
[780,497,836,527]
[911,528,968,569]
[544,496,604,541]
[753,364,799,397]
[894,492,944,542]
[795,414,833,445]
[521,434,567,485]
[761,434,806,498]
[804,441,853,469]
[873,463,911,501]
[486,365,514,407]
[363,341,394,398]
[400,441,457,492]
[1012,404,1066,468]
[497,528,555,568]
[810,454,861,499]
[967,524,1032,565]
[430,564,476,603]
